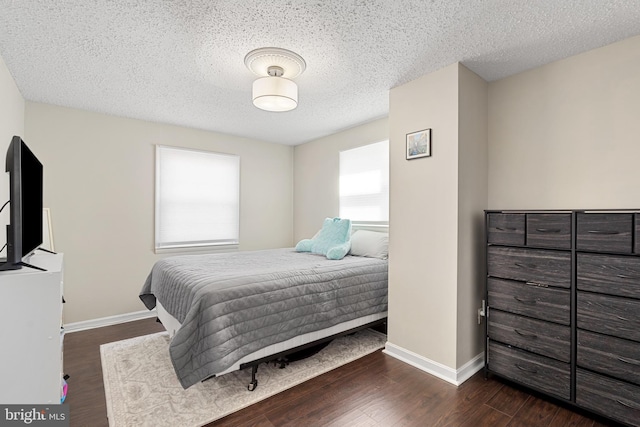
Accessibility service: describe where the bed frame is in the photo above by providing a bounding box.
[156,301,387,391]
[240,317,387,391]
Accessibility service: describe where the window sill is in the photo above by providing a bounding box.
[154,243,239,255]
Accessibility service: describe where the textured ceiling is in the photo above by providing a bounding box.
[1,1,640,146]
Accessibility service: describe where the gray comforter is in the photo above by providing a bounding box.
[139,248,388,389]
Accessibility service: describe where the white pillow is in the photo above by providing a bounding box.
[350,230,388,259]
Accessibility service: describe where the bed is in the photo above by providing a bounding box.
[139,236,388,390]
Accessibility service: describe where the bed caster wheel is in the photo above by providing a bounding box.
[248,380,258,391]
[274,359,289,369]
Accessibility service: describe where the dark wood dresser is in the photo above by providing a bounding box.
[485,210,640,426]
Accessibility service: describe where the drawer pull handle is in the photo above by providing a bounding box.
[496,227,516,231]
[535,228,561,233]
[525,281,548,288]
[514,296,537,305]
[515,262,537,269]
[514,329,538,339]
[617,356,640,366]
[586,230,620,235]
[615,399,640,411]
[515,363,538,374]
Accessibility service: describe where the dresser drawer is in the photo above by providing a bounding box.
[488,341,570,400]
[488,213,525,246]
[636,213,640,254]
[577,368,640,427]
[488,309,570,362]
[577,292,640,342]
[488,278,570,325]
[577,213,633,253]
[577,253,640,299]
[487,246,571,288]
[577,329,640,386]
[526,214,571,249]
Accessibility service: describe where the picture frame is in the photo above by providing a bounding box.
[42,207,55,252]
[406,128,431,160]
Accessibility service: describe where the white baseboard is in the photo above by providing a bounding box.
[383,342,484,386]
[64,309,157,333]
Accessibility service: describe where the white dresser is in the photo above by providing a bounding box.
[0,252,64,404]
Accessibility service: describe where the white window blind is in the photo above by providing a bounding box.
[155,145,240,251]
[339,140,389,223]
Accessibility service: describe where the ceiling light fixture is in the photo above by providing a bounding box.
[244,47,306,112]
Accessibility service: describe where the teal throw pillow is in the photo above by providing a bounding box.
[295,217,352,260]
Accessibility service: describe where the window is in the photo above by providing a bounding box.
[155,145,240,251]
[339,140,389,223]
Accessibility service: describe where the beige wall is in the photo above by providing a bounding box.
[488,34,640,209]
[25,103,294,323]
[388,63,487,370]
[457,65,488,366]
[388,63,461,368]
[0,54,25,248]
[293,118,389,241]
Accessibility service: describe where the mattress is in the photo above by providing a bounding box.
[156,300,386,377]
[140,248,388,388]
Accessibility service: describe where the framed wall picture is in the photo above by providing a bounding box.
[406,128,431,160]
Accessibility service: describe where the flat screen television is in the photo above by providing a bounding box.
[0,136,43,271]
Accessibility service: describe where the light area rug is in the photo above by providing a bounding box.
[100,329,386,427]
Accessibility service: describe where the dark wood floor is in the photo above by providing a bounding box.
[64,318,620,427]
